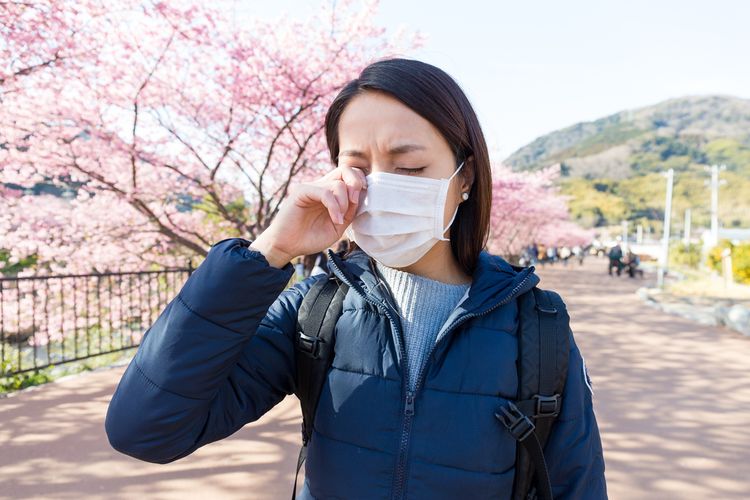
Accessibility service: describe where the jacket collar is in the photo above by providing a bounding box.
[326,248,540,316]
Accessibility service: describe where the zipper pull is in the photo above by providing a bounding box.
[404,391,415,416]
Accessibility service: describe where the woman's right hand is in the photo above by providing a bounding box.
[250,165,367,268]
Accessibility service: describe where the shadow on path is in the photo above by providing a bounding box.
[537,257,750,499]
[0,366,302,499]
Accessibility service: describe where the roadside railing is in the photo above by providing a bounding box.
[1,264,193,377]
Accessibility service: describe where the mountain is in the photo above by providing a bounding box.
[503,95,750,232]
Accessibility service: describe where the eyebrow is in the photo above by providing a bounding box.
[338,143,426,159]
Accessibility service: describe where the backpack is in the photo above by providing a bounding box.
[292,268,570,500]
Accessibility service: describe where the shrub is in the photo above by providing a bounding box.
[670,242,701,268]
[706,239,733,272]
[707,240,750,284]
[733,243,750,284]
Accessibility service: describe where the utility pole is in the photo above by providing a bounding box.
[658,168,674,288]
[705,164,726,247]
[683,208,692,245]
[621,220,629,250]
[636,224,643,244]
[711,165,719,246]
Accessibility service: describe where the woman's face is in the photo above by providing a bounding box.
[336,91,471,235]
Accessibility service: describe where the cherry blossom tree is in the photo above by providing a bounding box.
[1,0,421,275]
[488,163,593,258]
[1,0,103,88]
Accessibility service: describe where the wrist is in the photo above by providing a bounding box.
[250,233,293,269]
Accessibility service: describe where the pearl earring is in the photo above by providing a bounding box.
[462,192,469,201]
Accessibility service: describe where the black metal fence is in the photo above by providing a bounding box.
[1,265,193,377]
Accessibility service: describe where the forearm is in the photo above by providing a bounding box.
[105,237,296,461]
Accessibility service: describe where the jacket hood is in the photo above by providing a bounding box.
[326,248,540,316]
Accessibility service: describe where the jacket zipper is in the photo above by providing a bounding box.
[370,262,415,500]
[328,252,535,500]
[413,270,536,397]
[327,252,414,500]
[326,251,409,369]
[390,269,536,500]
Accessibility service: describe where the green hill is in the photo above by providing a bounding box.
[503,95,750,234]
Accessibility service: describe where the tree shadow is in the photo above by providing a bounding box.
[0,366,303,499]
[538,257,750,499]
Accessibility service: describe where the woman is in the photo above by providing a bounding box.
[106,59,607,499]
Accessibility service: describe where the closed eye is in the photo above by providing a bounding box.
[396,167,427,175]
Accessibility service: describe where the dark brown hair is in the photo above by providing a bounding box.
[324,58,492,274]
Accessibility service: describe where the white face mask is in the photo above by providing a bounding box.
[345,161,465,268]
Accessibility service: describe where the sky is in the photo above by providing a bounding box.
[229,0,750,160]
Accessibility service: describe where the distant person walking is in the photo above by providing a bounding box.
[294,257,306,281]
[546,245,557,265]
[573,244,585,266]
[625,250,643,279]
[560,246,572,266]
[608,242,623,276]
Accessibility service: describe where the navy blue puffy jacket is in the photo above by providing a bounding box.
[105,237,607,499]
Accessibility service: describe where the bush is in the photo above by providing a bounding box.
[707,239,733,272]
[733,244,750,284]
[0,359,53,393]
[707,240,750,284]
[670,242,701,268]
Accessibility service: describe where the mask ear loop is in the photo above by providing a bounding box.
[448,161,465,181]
[438,161,465,242]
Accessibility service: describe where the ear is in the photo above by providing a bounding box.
[459,155,476,197]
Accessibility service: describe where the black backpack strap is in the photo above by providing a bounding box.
[497,287,570,500]
[526,289,569,445]
[291,274,348,499]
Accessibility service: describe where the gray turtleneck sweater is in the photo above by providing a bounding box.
[375,261,471,391]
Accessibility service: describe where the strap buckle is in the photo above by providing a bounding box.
[535,303,557,315]
[298,332,323,359]
[495,401,536,442]
[533,394,561,418]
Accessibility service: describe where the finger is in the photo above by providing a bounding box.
[321,168,340,181]
[351,166,368,185]
[329,180,349,219]
[320,190,344,225]
[342,193,360,223]
[321,165,366,203]
[293,183,344,218]
[339,165,367,203]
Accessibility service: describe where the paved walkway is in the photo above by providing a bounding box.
[539,258,750,499]
[1,257,748,499]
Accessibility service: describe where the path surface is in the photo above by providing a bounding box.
[1,257,748,499]
[539,258,750,499]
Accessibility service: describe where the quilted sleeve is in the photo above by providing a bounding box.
[105,237,317,464]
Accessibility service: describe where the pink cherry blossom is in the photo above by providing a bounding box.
[488,163,593,257]
[2,0,422,275]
